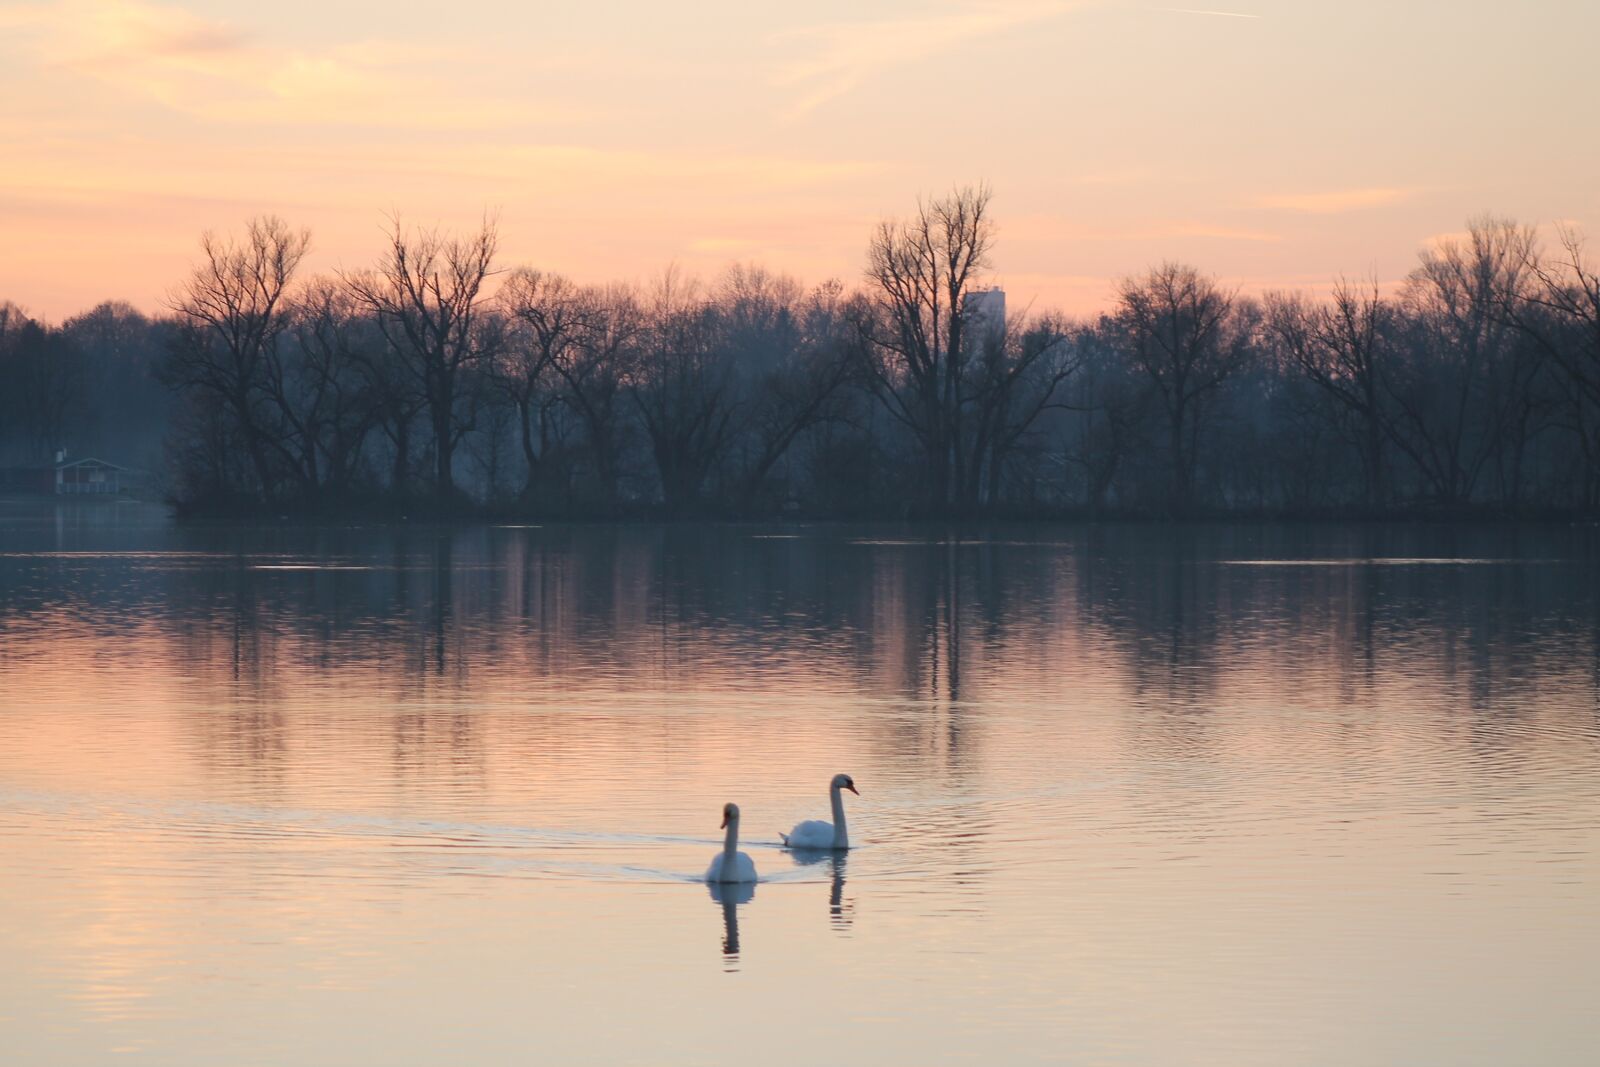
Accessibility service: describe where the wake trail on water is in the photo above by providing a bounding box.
[0,787,867,886]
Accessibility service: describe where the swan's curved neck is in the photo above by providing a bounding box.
[829,784,849,849]
[722,815,740,861]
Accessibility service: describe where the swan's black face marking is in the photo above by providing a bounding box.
[843,776,858,796]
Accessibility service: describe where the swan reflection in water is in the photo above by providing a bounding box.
[790,849,852,932]
[707,880,755,968]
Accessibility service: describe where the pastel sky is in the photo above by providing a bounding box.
[1,0,1596,321]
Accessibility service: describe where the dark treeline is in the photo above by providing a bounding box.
[0,300,174,475]
[3,186,1597,517]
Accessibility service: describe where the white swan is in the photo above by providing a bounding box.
[705,802,757,883]
[780,773,858,850]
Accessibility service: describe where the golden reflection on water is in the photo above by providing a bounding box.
[1,509,1598,1065]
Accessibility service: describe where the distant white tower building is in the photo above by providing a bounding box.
[962,287,1006,349]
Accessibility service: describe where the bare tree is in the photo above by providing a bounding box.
[0,317,85,460]
[720,268,855,509]
[963,311,1078,508]
[1056,319,1144,512]
[164,216,311,499]
[464,380,519,504]
[497,269,590,504]
[38,193,1600,517]
[351,335,427,499]
[1114,263,1251,514]
[1516,226,1600,399]
[0,301,25,346]
[630,269,739,513]
[550,283,641,510]
[344,216,499,500]
[859,184,995,512]
[1501,226,1600,507]
[1266,279,1395,508]
[1392,217,1538,507]
[285,280,379,497]
[61,301,172,466]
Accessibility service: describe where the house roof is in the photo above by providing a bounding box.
[56,457,129,471]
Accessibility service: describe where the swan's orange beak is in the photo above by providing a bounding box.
[720,812,729,829]
[846,784,859,796]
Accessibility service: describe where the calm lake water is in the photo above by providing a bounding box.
[2,502,1597,1066]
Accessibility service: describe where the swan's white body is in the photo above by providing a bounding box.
[706,803,757,883]
[782,819,841,849]
[706,850,757,883]
[780,773,857,850]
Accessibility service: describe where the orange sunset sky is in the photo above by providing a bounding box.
[1,0,1596,322]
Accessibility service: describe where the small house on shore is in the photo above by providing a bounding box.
[55,457,129,495]
[0,455,133,496]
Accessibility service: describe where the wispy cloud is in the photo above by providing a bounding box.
[1155,7,1261,17]
[0,0,242,53]
[1006,214,1280,243]
[1171,223,1280,242]
[773,1,1082,118]
[1258,188,1415,214]
[687,237,761,256]
[2,0,576,128]
[0,138,882,216]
